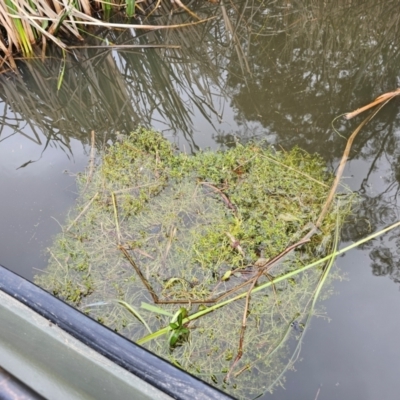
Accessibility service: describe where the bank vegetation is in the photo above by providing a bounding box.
[0,0,213,69]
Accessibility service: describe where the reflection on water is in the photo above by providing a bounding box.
[1,0,400,398]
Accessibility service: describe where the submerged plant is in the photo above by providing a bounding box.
[36,127,352,398]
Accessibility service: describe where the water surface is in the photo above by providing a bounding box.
[1,1,400,398]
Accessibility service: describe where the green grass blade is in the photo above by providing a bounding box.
[103,0,112,20]
[5,0,33,56]
[117,300,152,334]
[141,302,174,317]
[126,0,135,18]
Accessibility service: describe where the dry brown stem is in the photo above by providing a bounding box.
[66,192,99,232]
[345,88,400,119]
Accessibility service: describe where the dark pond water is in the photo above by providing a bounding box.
[2,1,400,398]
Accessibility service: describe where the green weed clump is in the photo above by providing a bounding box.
[36,128,350,398]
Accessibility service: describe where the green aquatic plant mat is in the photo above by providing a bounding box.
[35,128,350,398]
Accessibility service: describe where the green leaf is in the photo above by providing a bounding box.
[169,331,180,347]
[126,0,135,17]
[179,307,188,318]
[170,307,188,325]
[141,302,173,317]
[222,270,232,281]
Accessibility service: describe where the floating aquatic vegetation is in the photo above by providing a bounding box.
[35,128,351,398]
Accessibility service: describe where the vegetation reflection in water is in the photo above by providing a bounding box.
[2,0,400,158]
[35,128,352,397]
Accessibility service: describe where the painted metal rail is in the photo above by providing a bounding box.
[0,264,234,400]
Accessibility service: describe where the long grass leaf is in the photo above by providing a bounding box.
[117,300,152,334]
[126,0,135,18]
[141,302,174,317]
